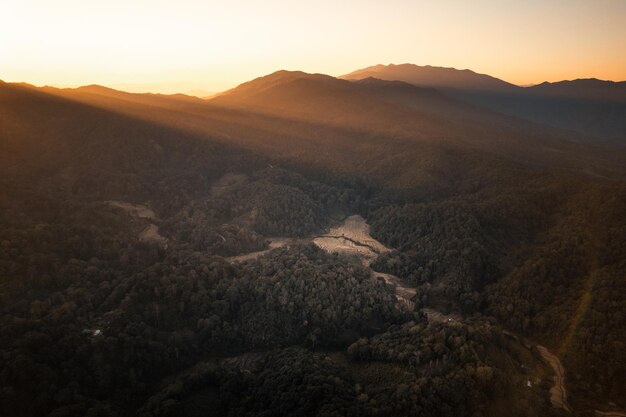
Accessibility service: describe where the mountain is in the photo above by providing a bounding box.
[211,70,623,176]
[342,63,518,92]
[210,70,479,141]
[214,71,487,123]
[476,79,626,143]
[343,64,626,143]
[527,78,626,101]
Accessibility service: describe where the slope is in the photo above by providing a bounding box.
[1,74,625,414]
[342,64,626,143]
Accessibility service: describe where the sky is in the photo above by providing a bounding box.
[2,0,626,95]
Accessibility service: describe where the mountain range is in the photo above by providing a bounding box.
[342,63,626,142]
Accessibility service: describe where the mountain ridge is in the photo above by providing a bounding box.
[341,63,518,92]
[342,63,626,142]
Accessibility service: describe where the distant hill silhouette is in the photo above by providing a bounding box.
[210,70,625,176]
[343,64,626,143]
[342,63,517,92]
[210,70,471,138]
[527,78,626,101]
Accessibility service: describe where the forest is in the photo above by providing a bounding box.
[0,76,624,417]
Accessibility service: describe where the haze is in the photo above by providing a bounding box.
[2,1,626,414]
[3,0,626,94]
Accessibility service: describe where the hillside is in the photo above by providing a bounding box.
[1,74,625,416]
[527,79,626,101]
[12,74,620,180]
[211,71,623,177]
[343,64,626,143]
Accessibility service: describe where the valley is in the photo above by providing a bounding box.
[1,66,624,417]
[226,212,590,415]
[227,214,412,309]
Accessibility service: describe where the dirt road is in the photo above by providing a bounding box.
[536,345,571,412]
[594,411,626,417]
[107,200,156,219]
[225,238,293,263]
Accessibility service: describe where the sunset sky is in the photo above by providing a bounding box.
[2,0,625,95]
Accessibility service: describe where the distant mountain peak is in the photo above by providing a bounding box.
[75,84,119,93]
[342,63,517,92]
[528,78,626,101]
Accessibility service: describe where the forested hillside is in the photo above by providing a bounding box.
[1,74,624,417]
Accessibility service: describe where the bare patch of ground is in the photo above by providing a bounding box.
[373,272,416,310]
[221,352,266,372]
[210,173,248,197]
[108,200,167,246]
[320,215,390,260]
[226,215,388,264]
[536,345,571,412]
[107,200,156,219]
[594,411,626,417]
[313,235,379,263]
[225,238,294,263]
[139,224,168,247]
[421,307,462,324]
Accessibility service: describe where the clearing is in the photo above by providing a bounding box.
[107,200,156,219]
[108,200,167,246]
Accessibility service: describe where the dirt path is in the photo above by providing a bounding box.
[225,238,295,263]
[421,307,462,324]
[225,215,388,264]
[107,200,156,219]
[323,215,390,255]
[594,411,626,417]
[108,200,167,246]
[421,306,574,413]
[226,232,384,264]
[371,271,416,310]
[139,224,168,246]
[422,304,572,413]
[536,345,571,412]
[224,215,411,311]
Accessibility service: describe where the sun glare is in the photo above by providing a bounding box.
[2,0,625,93]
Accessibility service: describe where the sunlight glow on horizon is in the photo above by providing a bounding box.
[2,0,626,95]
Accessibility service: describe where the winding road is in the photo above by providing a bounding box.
[594,411,626,417]
[536,345,571,412]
